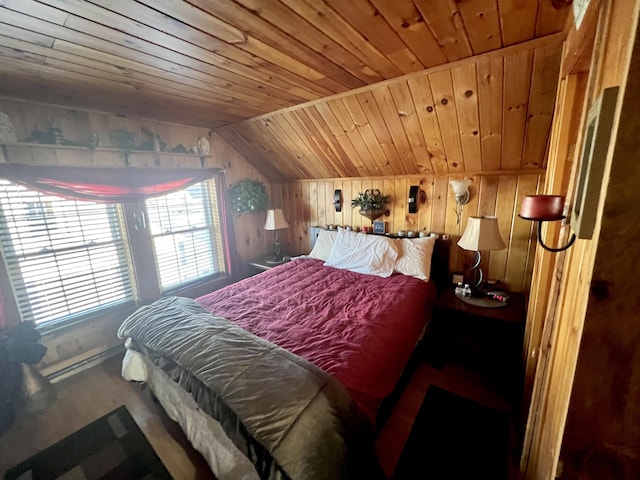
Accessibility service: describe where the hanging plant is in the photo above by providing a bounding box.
[351,189,391,222]
[351,189,391,210]
[229,179,269,215]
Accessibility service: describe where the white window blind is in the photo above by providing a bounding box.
[146,181,222,291]
[0,180,134,325]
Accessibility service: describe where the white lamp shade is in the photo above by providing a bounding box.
[449,178,472,196]
[457,216,506,251]
[264,209,289,231]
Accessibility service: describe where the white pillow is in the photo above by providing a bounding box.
[308,229,338,261]
[394,237,436,281]
[324,229,398,277]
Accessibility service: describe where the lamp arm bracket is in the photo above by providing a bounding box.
[537,221,577,252]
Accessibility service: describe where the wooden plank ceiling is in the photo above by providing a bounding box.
[0,0,569,179]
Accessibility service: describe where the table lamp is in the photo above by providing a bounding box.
[264,208,289,264]
[457,216,506,288]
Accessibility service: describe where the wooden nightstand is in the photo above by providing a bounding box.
[426,286,527,400]
[248,257,290,273]
[435,286,526,325]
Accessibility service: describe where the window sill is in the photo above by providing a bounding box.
[166,273,232,299]
[38,302,138,338]
[37,274,231,337]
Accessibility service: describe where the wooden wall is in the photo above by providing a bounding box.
[0,99,271,261]
[0,99,271,375]
[216,36,563,181]
[271,171,544,293]
[521,1,640,478]
[0,1,569,130]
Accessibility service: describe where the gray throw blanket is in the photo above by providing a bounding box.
[118,296,383,480]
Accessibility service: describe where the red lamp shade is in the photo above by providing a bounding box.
[519,195,566,221]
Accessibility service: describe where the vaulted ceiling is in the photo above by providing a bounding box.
[0,0,570,180]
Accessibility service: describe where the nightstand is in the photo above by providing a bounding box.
[248,257,290,273]
[426,286,527,400]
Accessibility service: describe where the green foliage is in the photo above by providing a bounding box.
[229,179,269,214]
[350,189,391,210]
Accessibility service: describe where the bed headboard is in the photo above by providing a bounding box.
[431,238,451,291]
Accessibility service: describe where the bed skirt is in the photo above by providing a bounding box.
[121,345,260,480]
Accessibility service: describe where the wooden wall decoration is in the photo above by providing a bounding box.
[271,172,544,293]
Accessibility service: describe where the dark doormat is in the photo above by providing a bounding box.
[393,385,510,480]
[5,405,172,480]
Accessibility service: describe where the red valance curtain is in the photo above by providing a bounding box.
[0,164,222,203]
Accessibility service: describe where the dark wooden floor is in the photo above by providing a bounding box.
[0,354,521,479]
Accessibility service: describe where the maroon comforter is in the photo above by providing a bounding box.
[196,258,436,424]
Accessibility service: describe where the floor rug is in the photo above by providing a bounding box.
[393,385,510,480]
[4,405,172,480]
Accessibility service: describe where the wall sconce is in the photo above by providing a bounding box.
[334,189,342,212]
[449,178,471,224]
[408,185,425,214]
[519,195,576,252]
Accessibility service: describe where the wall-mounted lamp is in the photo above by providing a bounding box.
[458,215,506,288]
[449,178,471,224]
[519,195,576,252]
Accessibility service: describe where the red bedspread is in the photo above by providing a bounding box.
[196,258,436,424]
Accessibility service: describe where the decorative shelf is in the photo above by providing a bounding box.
[0,143,212,167]
[1,142,210,157]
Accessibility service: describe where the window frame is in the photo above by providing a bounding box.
[0,177,229,332]
[0,183,137,329]
[145,179,225,293]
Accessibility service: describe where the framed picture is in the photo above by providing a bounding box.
[372,221,386,234]
[452,272,464,285]
[570,86,619,239]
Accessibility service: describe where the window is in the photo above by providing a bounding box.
[146,181,225,291]
[0,177,227,328]
[0,181,134,325]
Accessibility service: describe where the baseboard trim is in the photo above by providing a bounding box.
[46,344,125,383]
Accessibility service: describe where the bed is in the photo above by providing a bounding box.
[118,229,446,480]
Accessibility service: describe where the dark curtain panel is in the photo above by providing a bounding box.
[215,174,241,280]
[0,164,222,203]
